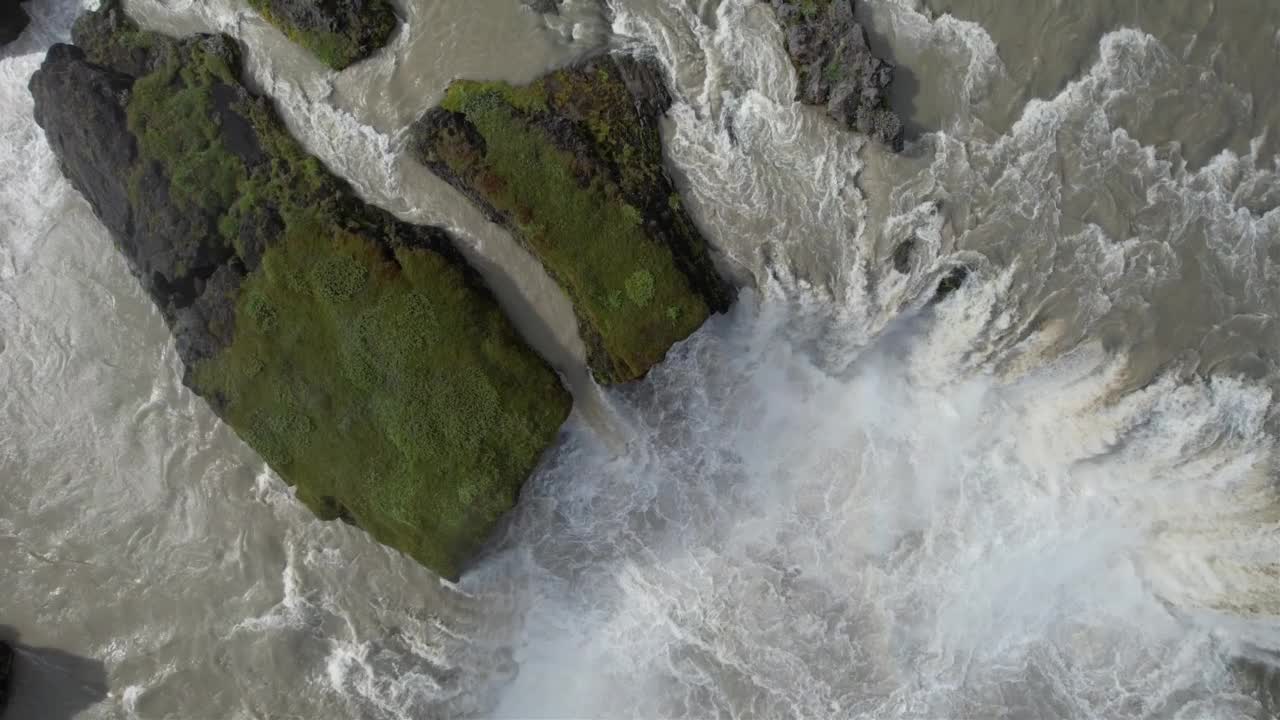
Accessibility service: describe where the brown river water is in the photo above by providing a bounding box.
[2,0,1280,717]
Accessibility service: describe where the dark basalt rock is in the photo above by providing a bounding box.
[0,0,30,47]
[770,0,904,150]
[410,54,733,384]
[891,236,915,273]
[931,266,969,303]
[247,0,397,69]
[0,640,11,712]
[32,34,246,366]
[30,1,572,580]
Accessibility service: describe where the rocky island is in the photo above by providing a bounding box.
[769,0,904,150]
[0,0,29,47]
[411,56,734,384]
[30,1,572,580]
[247,0,397,69]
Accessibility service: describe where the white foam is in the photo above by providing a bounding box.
[469,5,1280,718]
[0,51,76,277]
[878,0,1005,113]
[480,287,1279,717]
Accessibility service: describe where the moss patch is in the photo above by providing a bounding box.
[247,0,397,70]
[72,10,571,579]
[413,56,733,383]
[195,218,571,578]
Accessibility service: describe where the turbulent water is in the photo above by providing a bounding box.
[3,0,1280,717]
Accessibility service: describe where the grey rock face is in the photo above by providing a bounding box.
[30,44,139,247]
[931,266,969,303]
[770,0,904,150]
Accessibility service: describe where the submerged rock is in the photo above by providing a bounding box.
[247,0,396,69]
[30,1,571,580]
[0,640,10,712]
[769,0,904,150]
[891,236,915,273]
[410,54,734,384]
[521,0,562,13]
[0,0,30,47]
[931,266,969,303]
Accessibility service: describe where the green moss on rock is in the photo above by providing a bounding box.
[411,55,734,384]
[247,0,397,70]
[31,2,571,580]
[196,219,570,577]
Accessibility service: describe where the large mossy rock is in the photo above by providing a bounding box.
[0,0,30,47]
[411,55,734,384]
[29,2,572,580]
[248,0,397,70]
[770,0,904,150]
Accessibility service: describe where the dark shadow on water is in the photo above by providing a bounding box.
[852,3,931,142]
[0,626,109,720]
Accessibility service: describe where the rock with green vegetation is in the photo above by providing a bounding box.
[247,0,397,70]
[410,55,734,384]
[29,1,572,580]
[770,0,904,150]
[0,0,30,46]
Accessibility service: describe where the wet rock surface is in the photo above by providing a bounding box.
[931,266,969,303]
[770,0,904,150]
[247,0,397,69]
[891,236,916,273]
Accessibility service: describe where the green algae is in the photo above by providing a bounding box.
[414,58,733,384]
[83,15,571,579]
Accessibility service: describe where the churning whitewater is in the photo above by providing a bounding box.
[2,0,1280,718]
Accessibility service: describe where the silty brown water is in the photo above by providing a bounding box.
[2,0,1280,717]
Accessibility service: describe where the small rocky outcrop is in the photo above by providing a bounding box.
[411,55,734,384]
[931,266,969,303]
[0,640,11,712]
[770,0,904,150]
[0,0,30,47]
[31,1,571,580]
[247,0,396,69]
[891,236,969,303]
